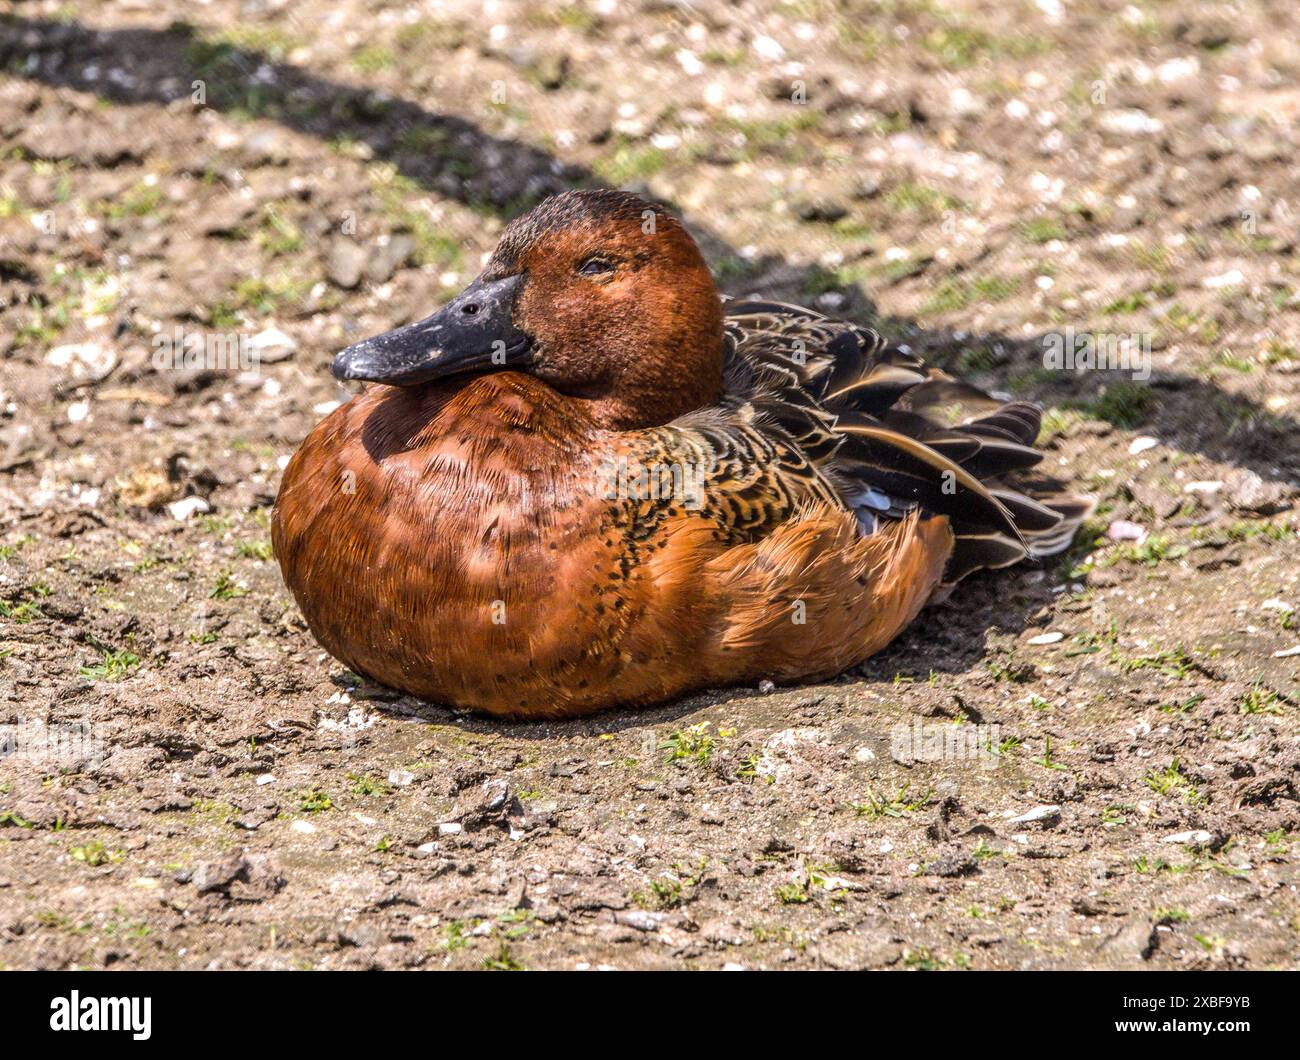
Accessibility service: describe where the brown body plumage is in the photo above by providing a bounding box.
[273,190,1090,719]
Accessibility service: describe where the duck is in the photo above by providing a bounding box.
[272,189,1091,720]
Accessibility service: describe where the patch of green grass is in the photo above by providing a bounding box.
[192,798,238,826]
[661,722,716,766]
[853,783,931,821]
[774,881,810,905]
[1116,644,1194,678]
[1102,290,1150,315]
[1033,735,1066,771]
[393,20,468,54]
[1144,759,1202,805]
[298,790,334,813]
[351,44,396,73]
[1160,303,1219,343]
[1216,350,1255,374]
[634,859,707,910]
[0,599,42,624]
[922,275,1018,315]
[714,112,824,155]
[800,262,873,298]
[1037,407,1082,443]
[70,840,123,867]
[482,942,524,970]
[1160,693,1205,716]
[1068,382,1153,430]
[0,534,35,560]
[103,916,150,941]
[921,22,1048,69]
[349,773,392,797]
[236,540,273,561]
[1019,216,1066,244]
[438,920,471,953]
[79,648,139,681]
[209,571,248,600]
[256,205,303,256]
[209,23,301,58]
[369,168,465,269]
[637,878,684,909]
[594,137,667,184]
[1120,535,1189,567]
[885,182,965,216]
[103,181,163,221]
[735,751,769,782]
[1239,683,1282,715]
[986,655,1035,683]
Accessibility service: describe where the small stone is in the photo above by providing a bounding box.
[246,327,297,363]
[1106,519,1147,543]
[1202,269,1244,289]
[1128,436,1159,455]
[1026,631,1064,645]
[388,769,415,787]
[1224,469,1289,515]
[1007,804,1061,824]
[326,239,368,289]
[291,819,316,834]
[813,291,849,313]
[1099,109,1163,135]
[167,497,210,521]
[1162,830,1212,846]
[46,342,117,383]
[615,910,666,932]
[366,234,416,284]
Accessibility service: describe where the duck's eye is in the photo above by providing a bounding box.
[577,257,614,276]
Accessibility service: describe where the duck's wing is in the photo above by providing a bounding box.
[627,399,844,543]
[700,299,1095,583]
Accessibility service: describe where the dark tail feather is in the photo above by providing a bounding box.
[824,361,1093,582]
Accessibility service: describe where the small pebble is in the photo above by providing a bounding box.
[1162,830,1212,845]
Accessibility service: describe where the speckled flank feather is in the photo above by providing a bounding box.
[273,190,1092,718]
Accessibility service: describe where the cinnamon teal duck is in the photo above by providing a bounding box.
[272,189,1091,719]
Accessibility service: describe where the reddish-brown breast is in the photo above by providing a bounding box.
[272,373,954,719]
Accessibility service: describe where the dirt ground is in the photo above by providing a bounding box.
[2,0,1299,971]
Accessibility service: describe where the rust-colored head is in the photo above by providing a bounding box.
[333,190,725,430]
[485,190,725,427]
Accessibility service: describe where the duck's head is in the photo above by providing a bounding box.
[332,189,725,429]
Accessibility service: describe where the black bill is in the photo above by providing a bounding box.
[331,273,533,386]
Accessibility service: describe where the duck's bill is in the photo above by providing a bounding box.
[331,273,534,386]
